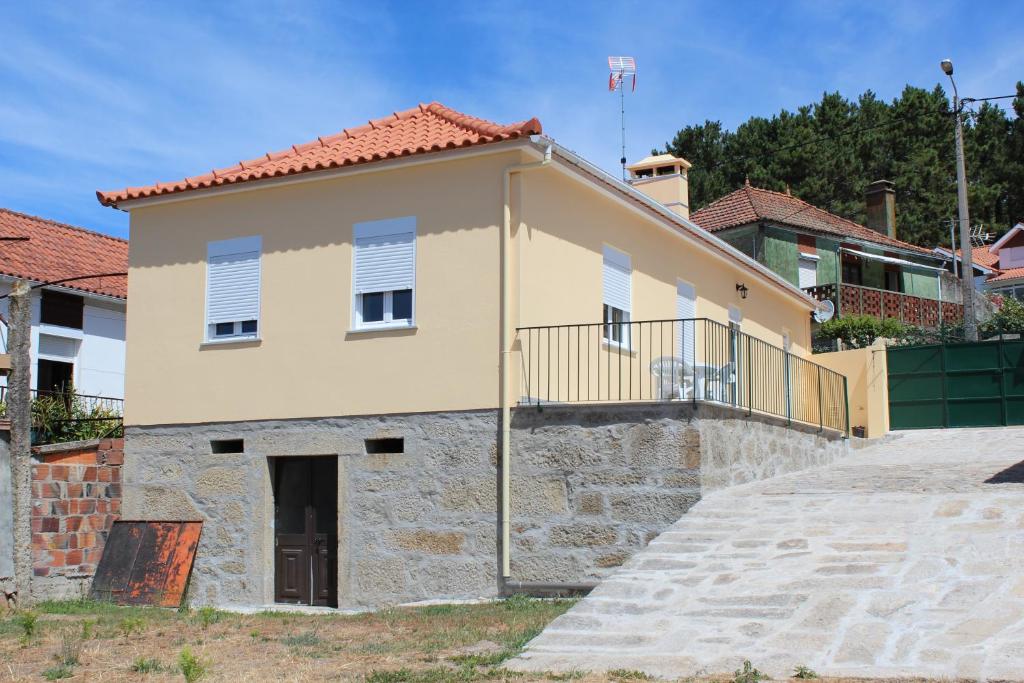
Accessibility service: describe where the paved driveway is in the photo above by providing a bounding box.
[511,428,1024,681]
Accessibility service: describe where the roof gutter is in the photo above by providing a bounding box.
[528,136,817,310]
[0,273,126,305]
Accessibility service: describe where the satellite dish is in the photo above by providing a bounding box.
[813,299,835,323]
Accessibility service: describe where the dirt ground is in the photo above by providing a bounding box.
[0,598,962,682]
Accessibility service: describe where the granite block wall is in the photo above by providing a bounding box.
[124,402,848,608]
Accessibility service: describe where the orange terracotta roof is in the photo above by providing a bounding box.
[97,102,542,207]
[989,267,1024,283]
[0,208,127,299]
[691,184,935,255]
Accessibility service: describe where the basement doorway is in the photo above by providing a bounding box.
[272,456,338,607]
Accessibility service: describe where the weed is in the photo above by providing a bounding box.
[56,630,82,667]
[281,631,322,648]
[194,606,221,629]
[546,672,586,681]
[41,665,74,681]
[733,660,767,683]
[793,665,819,679]
[248,629,260,640]
[14,610,38,644]
[503,625,543,652]
[131,657,164,673]
[449,651,509,669]
[178,646,208,683]
[609,670,653,680]
[119,616,144,640]
[80,619,97,640]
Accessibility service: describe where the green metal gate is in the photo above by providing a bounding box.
[887,339,1024,429]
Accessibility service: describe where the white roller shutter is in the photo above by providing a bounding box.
[798,255,818,289]
[353,217,416,294]
[206,236,261,325]
[676,281,696,365]
[602,245,631,313]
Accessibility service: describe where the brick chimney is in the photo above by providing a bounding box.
[865,179,896,239]
[626,154,692,219]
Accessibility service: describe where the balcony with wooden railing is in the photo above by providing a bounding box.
[803,282,963,328]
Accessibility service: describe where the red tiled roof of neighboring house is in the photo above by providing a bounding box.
[691,183,935,255]
[989,267,1024,283]
[0,208,127,299]
[969,245,1000,270]
[97,102,543,207]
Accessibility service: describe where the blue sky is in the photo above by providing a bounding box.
[2,1,1021,239]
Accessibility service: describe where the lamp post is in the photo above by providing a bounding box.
[941,58,978,341]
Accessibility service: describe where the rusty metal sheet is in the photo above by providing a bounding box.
[91,521,202,607]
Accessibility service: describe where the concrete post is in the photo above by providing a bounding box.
[8,280,33,604]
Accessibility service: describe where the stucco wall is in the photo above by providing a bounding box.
[124,403,848,609]
[125,149,524,426]
[814,345,889,438]
[517,170,813,357]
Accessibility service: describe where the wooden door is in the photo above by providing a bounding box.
[273,457,337,606]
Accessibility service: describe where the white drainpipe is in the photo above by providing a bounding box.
[499,144,551,579]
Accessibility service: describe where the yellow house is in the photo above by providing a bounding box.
[99,103,849,609]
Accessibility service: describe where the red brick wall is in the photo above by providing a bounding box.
[31,438,123,579]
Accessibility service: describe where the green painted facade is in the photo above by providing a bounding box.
[714,222,941,300]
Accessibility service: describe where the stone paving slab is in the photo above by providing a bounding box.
[510,428,1024,681]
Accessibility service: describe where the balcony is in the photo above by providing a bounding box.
[515,317,849,435]
[803,282,963,328]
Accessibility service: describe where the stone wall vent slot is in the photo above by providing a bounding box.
[365,437,403,454]
[211,439,244,454]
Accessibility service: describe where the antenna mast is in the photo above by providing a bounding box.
[608,56,637,180]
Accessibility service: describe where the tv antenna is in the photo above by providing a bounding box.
[970,224,994,248]
[608,56,637,180]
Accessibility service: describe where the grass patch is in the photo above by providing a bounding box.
[41,665,74,681]
[608,671,652,680]
[281,631,322,648]
[131,656,165,673]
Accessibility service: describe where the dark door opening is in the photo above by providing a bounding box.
[37,359,74,395]
[272,456,338,607]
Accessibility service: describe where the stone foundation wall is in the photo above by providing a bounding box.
[509,403,847,582]
[125,403,848,608]
[30,439,123,600]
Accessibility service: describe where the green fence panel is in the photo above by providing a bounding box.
[888,339,1023,430]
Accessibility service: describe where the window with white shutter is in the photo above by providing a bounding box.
[206,236,261,341]
[352,217,416,329]
[798,254,818,289]
[602,245,631,347]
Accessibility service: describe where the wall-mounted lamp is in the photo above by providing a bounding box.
[736,283,749,299]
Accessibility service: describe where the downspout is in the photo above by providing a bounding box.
[500,143,551,582]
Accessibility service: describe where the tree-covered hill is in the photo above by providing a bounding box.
[660,83,1024,248]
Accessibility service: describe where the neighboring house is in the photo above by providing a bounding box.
[691,180,961,327]
[97,102,850,609]
[936,222,1024,300]
[0,208,127,400]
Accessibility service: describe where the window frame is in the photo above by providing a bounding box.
[351,217,417,332]
[602,245,632,349]
[354,288,415,330]
[204,236,262,343]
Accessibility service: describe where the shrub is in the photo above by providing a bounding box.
[178,647,208,683]
[119,616,144,640]
[982,294,1024,337]
[194,606,221,629]
[818,315,909,349]
[14,610,38,644]
[733,660,767,683]
[793,664,819,679]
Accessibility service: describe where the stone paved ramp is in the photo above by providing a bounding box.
[510,428,1024,681]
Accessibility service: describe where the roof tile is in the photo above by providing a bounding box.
[0,209,127,299]
[691,184,934,255]
[97,102,542,207]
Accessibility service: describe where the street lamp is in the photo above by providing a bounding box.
[941,58,978,341]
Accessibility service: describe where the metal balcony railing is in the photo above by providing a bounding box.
[0,387,124,444]
[804,282,963,328]
[515,317,849,435]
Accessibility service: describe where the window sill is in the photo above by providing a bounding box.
[602,340,637,356]
[200,337,261,349]
[38,324,84,340]
[347,323,418,335]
